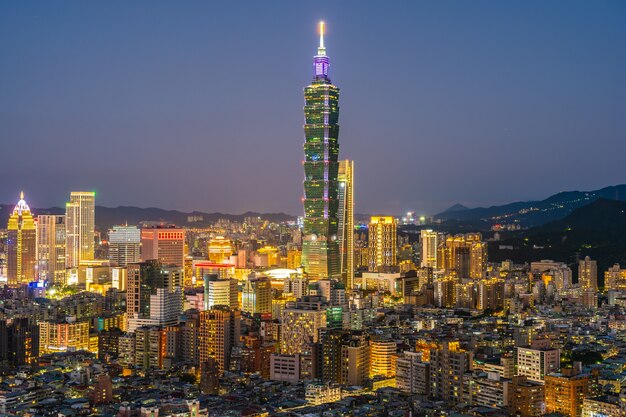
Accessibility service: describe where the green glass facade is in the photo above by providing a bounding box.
[301,31,341,279]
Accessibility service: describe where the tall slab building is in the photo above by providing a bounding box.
[37,214,66,284]
[65,191,95,268]
[337,160,354,289]
[302,22,341,280]
[7,192,37,287]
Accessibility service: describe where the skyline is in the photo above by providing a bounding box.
[2,1,626,215]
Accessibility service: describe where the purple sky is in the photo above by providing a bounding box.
[1,1,625,216]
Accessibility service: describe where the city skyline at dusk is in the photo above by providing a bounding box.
[4,3,626,416]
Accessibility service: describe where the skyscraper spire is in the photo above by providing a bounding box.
[318,21,326,55]
[314,21,330,79]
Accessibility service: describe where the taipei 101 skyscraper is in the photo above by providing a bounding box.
[301,22,341,280]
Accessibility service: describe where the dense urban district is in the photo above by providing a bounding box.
[2,22,626,417]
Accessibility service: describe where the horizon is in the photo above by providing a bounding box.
[3,182,625,218]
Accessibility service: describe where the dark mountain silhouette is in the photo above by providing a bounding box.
[489,198,626,286]
[436,185,626,228]
[443,204,469,213]
[0,204,295,231]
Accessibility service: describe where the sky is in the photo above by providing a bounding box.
[1,1,625,216]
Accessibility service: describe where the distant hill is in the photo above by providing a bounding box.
[488,198,626,285]
[436,185,626,229]
[0,204,296,231]
[443,203,469,213]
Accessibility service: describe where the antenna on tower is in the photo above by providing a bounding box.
[317,21,326,56]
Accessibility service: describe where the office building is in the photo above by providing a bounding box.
[207,236,233,264]
[242,274,272,315]
[368,216,397,272]
[369,338,396,378]
[127,260,183,332]
[204,275,238,310]
[301,22,341,280]
[108,225,140,266]
[141,224,185,267]
[36,214,66,284]
[199,306,240,375]
[420,229,439,268]
[337,160,354,289]
[65,191,95,268]
[7,193,37,287]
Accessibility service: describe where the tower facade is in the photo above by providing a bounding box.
[37,215,66,285]
[140,224,185,267]
[65,191,95,268]
[126,260,183,332]
[302,22,341,280]
[368,216,397,272]
[7,193,37,287]
[337,160,354,289]
[108,225,140,266]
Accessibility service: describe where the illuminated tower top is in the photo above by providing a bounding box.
[8,191,35,230]
[12,191,31,217]
[314,21,330,80]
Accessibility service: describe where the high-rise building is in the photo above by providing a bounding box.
[477,278,505,311]
[369,338,397,378]
[65,191,95,268]
[242,274,272,315]
[438,234,485,279]
[280,299,328,355]
[420,229,439,269]
[341,333,370,386]
[140,224,185,267]
[199,306,240,376]
[508,376,545,417]
[605,264,626,291]
[134,326,166,369]
[207,236,233,264]
[37,214,66,285]
[301,22,341,280]
[7,193,37,287]
[286,249,302,269]
[38,320,90,354]
[126,260,183,332]
[108,225,140,267]
[578,256,597,291]
[204,275,238,310]
[545,366,591,417]
[516,346,560,383]
[337,160,354,290]
[368,216,397,272]
[0,318,39,366]
[469,241,487,279]
[396,351,430,395]
[429,341,471,402]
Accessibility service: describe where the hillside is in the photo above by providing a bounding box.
[488,198,626,285]
[436,185,626,228]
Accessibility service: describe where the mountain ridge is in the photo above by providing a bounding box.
[0,204,296,231]
[435,184,626,228]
